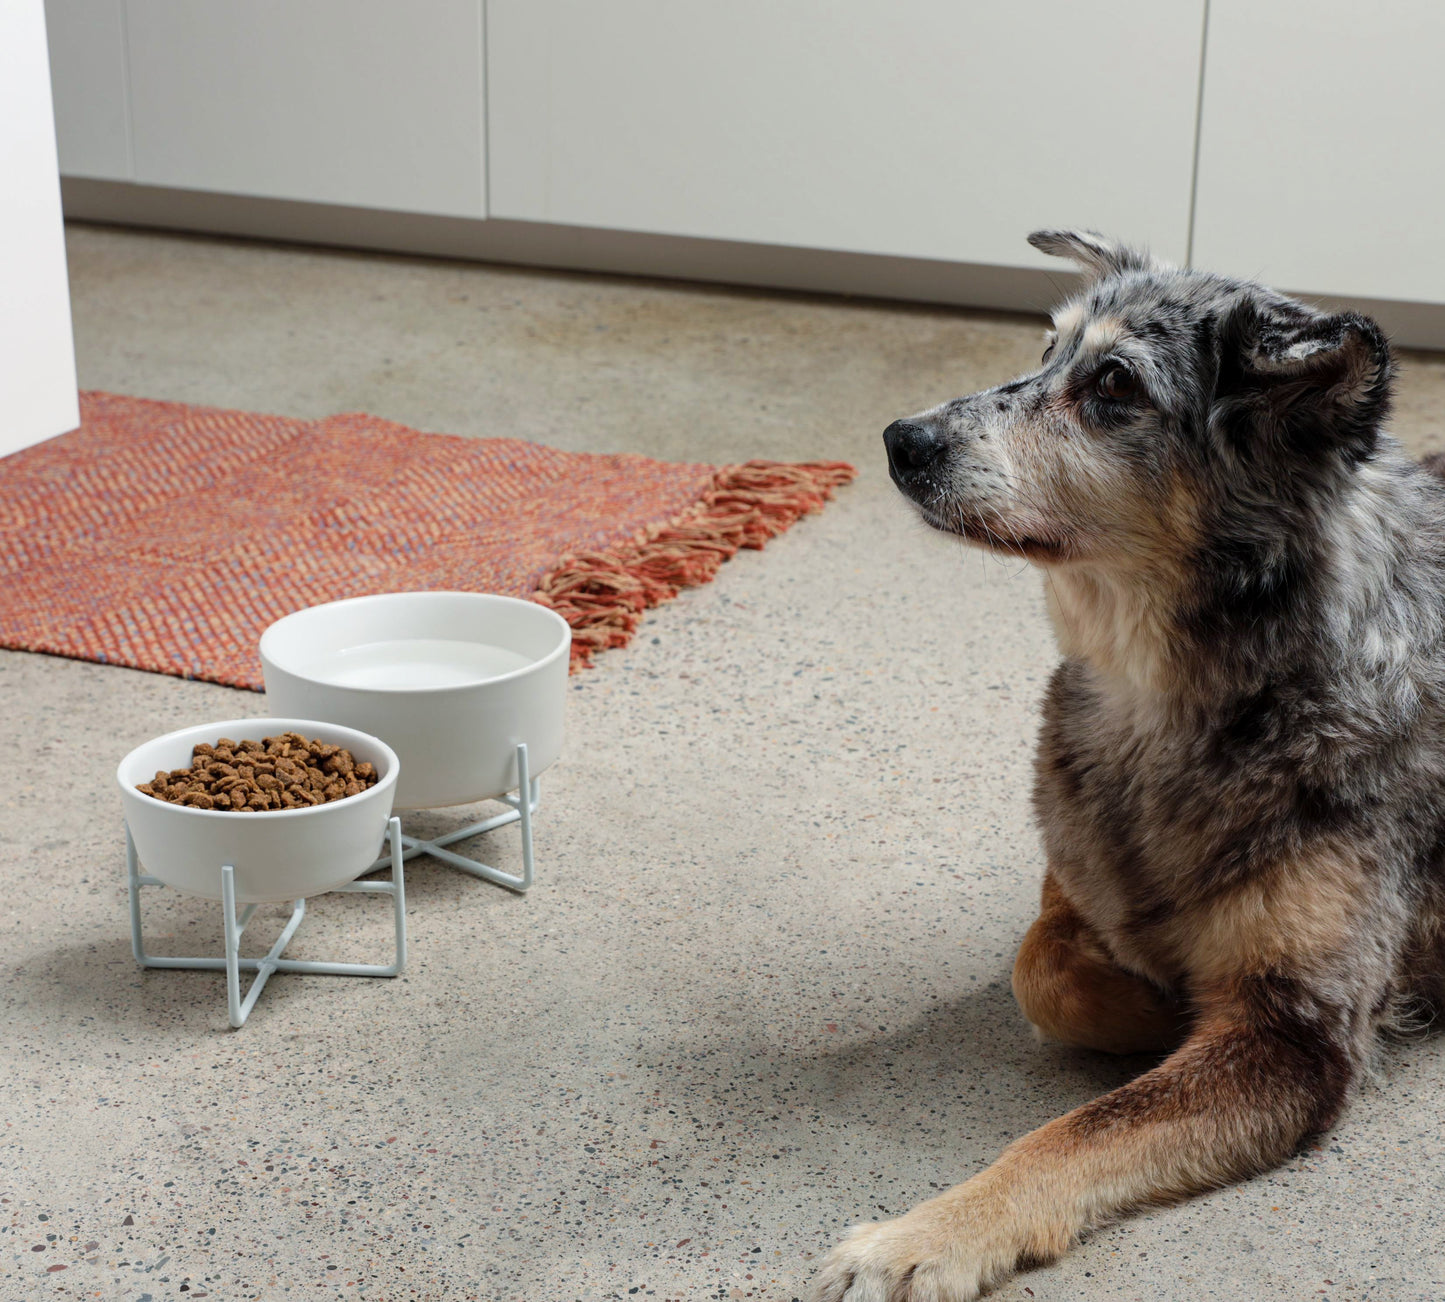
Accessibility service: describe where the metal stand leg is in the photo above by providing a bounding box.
[127,826,151,965]
[222,864,305,1028]
[371,742,538,893]
[127,816,407,1029]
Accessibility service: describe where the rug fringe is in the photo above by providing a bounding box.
[533,459,856,669]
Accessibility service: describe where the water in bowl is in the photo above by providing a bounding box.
[305,639,534,689]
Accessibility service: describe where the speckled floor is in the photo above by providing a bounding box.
[5,225,1445,1301]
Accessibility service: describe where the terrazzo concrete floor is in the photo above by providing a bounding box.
[5,224,1445,1301]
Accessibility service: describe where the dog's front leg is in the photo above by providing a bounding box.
[807,979,1361,1302]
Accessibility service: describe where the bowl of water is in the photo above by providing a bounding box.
[259,592,570,809]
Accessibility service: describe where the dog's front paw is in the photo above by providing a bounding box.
[806,1199,1004,1302]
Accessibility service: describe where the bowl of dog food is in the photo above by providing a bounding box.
[259,592,570,810]
[117,717,400,903]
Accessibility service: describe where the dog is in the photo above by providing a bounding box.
[808,229,1445,1301]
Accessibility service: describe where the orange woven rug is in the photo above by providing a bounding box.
[0,392,854,688]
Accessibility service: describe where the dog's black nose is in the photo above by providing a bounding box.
[883,419,946,487]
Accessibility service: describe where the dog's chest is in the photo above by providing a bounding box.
[1032,669,1271,982]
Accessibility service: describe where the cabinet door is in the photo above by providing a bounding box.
[486,0,1206,268]
[125,0,486,217]
[1192,0,1445,304]
[44,0,132,180]
[3,0,79,454]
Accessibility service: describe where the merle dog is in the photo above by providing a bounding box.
[809,230,1445,1301]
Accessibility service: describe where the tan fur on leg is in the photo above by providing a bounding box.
[808,984,1355,1302]
[1012,875,1186,1054]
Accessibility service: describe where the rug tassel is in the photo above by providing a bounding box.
[533,459,856,669]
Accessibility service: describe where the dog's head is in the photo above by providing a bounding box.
[885,230,1396,683]
[886,229,1392,567]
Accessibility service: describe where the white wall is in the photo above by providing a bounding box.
[1193,0,1445,305]
[43,0,130,181]
[40,2,1445,347]
[123,0,487,216]
[1,0,80,458]
[486,0,1205,269]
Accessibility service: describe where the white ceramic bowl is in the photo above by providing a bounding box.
[259,592,570,810]
[117,717,400,904]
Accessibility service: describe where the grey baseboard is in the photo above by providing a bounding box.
[59,178,1445,352]
[57,178,1076,319]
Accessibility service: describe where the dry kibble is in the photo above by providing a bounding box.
[136,732,380,812]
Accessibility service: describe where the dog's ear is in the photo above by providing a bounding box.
[1027,229,1159,280]
[1217,302,1392,463]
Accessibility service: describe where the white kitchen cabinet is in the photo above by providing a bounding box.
[44,0,132,181]
[1192,0,1445,305]
[485,0,1207,268]
[41,1,1445,340]
[2,0,80,455]
[124,0,486,217]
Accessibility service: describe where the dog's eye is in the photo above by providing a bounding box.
[1095,364,1137,401]
[1041,342,1056,364]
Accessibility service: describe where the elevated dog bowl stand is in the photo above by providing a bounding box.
[126,817,408,1029]
[371,742,539,893]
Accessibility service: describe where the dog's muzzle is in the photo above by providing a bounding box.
[883,419,947,496]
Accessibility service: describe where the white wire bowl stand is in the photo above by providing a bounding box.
[367,741,538,892]
[126,816,407,1029]
[118,716,411,1029]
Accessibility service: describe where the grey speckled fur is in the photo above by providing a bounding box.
[892,229,1445,1020]
[811,232,1445,1302]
